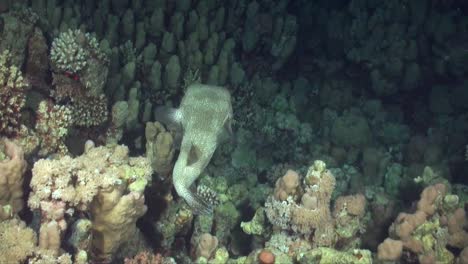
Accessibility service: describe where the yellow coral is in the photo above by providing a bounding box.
[0,219,36,263]
[29,142,152,262]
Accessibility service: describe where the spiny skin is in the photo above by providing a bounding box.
[172,84,232,214]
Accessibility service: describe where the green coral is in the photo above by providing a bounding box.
[411,218,455,263]
[51,29,108,74]
[209,247,229,264]
[240,208,266,236]
[297,247,372,264]
[335,217,361,239]
[50,29,89,73]
[214,201,240,242]
[331,111,371,148]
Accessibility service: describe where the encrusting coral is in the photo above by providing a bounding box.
[28,141,153,263]
[0,138,27,220]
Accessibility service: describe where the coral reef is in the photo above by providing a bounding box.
[1,0,468,263]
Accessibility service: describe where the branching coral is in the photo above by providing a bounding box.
[106,101,129,144]
[49,29,110,130]
[0,50,28,136]
[50,29,109,89]
[90,189,148,262]
[0,218,73,264]
[0,219,37,263]
[50,29,90,73]
[35,100,73,157]
[70,94,108,127]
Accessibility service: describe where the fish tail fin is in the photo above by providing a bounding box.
[154,106,182,128]
[185,190,214,215]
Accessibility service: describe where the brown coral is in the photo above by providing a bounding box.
[378,183,467,262]
[35,100,73,157]
[265,161,338,247]
[291,163,336,246]
[273,169,300,201]
[0,50,28,136]
[0,138,27,220]
[91,190,148,262]
[195,233,219,260]
[377,238,403,261]
[28,143,153,262]
[145,121,175,178]
[333,194,366,218]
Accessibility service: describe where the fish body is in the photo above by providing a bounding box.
[159,84,232,214]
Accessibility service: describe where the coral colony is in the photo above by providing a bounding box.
[1,0,468,263]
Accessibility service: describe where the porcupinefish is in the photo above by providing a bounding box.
[155,84,233,214]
